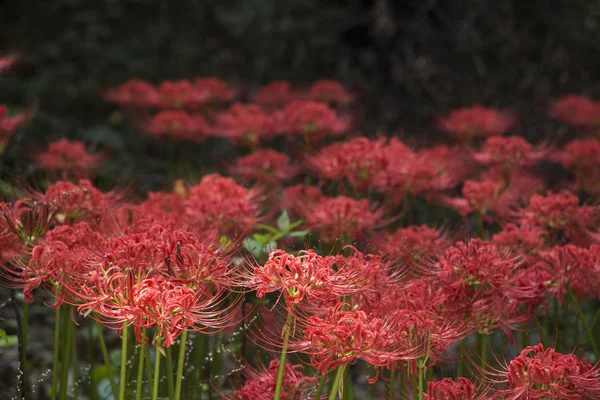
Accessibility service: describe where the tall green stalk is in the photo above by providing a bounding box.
[119,324,129,400]
[151,348,162,400]
[328,365,346,400]
[96,322,118,397]
[314,374,327,400]
[569,291,600,361]
[165,346,175,399]
[22,302,29,398]
[135,329,147,400]
[274,311,294,400]
[51,305,61,400]
[59,309,72,400]
[174,330,188,400]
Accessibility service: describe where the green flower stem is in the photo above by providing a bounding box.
[96,322,118,397]
[387,369,395,399]
[418,365,425,400]
[151,347,162,400]
[569,291,600,361]
[174,330,188,400]
[274,311,294,400]
[166,346,175,399]
[51,305,61,400]
[119,324,129,400]
[59,310,72,400]
[144,345,154,393]
[135,329,147,400]
[328,365,346,400]
[70,319,78,400]
[314,374,327,400]
[400,369,407,397]
[477,333,487,367]
[22,302,29,395]
[342,365,354,400]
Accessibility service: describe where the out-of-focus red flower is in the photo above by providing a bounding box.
[472,136,546,173]
[425,377,479,400]
[231,149,297,184]
[34,139,102,180]
[281,184,323,220]
[498,343,600,399]
[554,138,600,193]
[281,101,348,143]
[306,80,353,105]
[103,79,160,109]
[379,225,448,266]
[214,103,275,147]
[254,81,295,110]
[194,77,235,103]
[231,359,316,400]
[185,174,260,237]
[0,105,32,150]
[146,110,207,142]
[305,196,382,242]
[550,94,600,129]
[305,136,389,192]
[0,53,22,73]
[437,106,516,141]
[492,223,545,258]
[157,80,211,110]
[517,191,598,246]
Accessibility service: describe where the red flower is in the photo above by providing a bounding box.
[231,149,297,184]
[379,225,448,266]
[157,80,211,110]
[550,94,600,129]
[425,377,480,400]
[0,105,32,149]
[438,106,516,140]
[231,359,316,400]
[0,53,22,73]
[554,138,600,193]
[146,110,207,142]
[185,174,260,237]
[254,81,295,110]
[34,139,102,180]
[307,80,353,104]
[497,343,600,399]
[305,196,382,242]
[280,184,323,220]
[194,77,235,103]
[103,79,160,109]
[281,101,348,142]
[214,103,275,147]
[472,136,546,171]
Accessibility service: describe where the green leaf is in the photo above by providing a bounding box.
[255,223,280,234]
[252,233,270,245]
[264,241,277,253]
[277,210,291,232]
[0,328,9,345]
[286,230,310,238]
[243,238,263,256]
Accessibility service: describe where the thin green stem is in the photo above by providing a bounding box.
[144,345,154,393]
[328,365,346,400]
[119,324,129,400]
[96,322,118,397]
[399,369,407,397]
[22,302,29,397]
[591,306,600,330]
[135,329,147,400]
[166,345,175,399]
[71,319,78,400]
[314,374,327,400]
[51,305,61,400]
[59,310,72,400]
[274,311,294,400]
[418,366,425,400]
[387,369,395,399]
[174,330,188,400]
[151,348,162,400]
[569,291,600,361]
[477,333,487,367]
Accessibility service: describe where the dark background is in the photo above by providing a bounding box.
[0,0,599,190]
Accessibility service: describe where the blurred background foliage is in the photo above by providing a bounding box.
[0,0,599,191]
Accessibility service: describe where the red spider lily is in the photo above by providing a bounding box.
[253,81,296,110]
[305,136,389,192]
[103,79,160,109]
[33,139,102,180]
[517,191,599,246]
[425,377,481,400]
[194,77,235,104]
[490,343,600,399]
[378,225,448,266]
[443,180,506,219]
[538,245,600,302]
[249,248,377,310]
[293,302,428,375]
[157,80,212,110]
[280,184,323,221]
[185,174,261,237]
[0,53,22,73]
[472,136,547,174]
[228,359,317,400]
[231,149,297,184]
[214,103,276,147]
[146,110,208,142]
[437,106,516,141]
[304,196,382,242]
[281,101,348,143]
[550,94,600,129]
[554,138,600,193]
[306,80,354,105]
[491,223,545,258]
[430,239,534,337]
[0,105,32,150]
[40,179,116,226]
